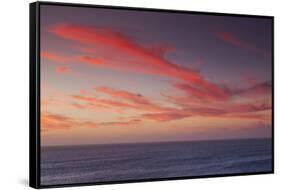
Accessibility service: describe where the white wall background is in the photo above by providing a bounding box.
[0,0,279,189]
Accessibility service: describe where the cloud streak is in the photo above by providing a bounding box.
[232,81,272,99]
[42,112,144,133]
[72,86,175,113]
[98,119,141,127]
[50,24,227,99]
[41,51,73,63]
[174,80,271,103]
[216,31,268,55]
[41,112,96,132]
[55,66,70,74]
[72,85,271,123]
[142,111,191,122]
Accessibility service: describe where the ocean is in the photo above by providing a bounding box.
[41,138,272,186]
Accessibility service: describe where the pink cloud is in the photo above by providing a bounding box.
[71,84,271,123]
[78,56,104,65]
[175,83,229,102]
[55,66,70,74]
[41,111,143,132]
[41,112,96,132]
[72,86,174,113]
[216,31,268,55]
[98,119,141,127]
[142,111,191,122]
[41,51,73,63]
[174,80,271,104]
[95,86,164,110]
[232,81,272,99]
[50,24,226,98]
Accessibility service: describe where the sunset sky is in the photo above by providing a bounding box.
[40,5,272,146]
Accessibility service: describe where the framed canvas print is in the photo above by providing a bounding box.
[29,1,274,188]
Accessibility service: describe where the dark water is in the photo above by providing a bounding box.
[41,138,272,186]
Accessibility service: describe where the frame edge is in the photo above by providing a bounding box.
[29,1,40,189]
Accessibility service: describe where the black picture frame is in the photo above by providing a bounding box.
[29,1,274,189]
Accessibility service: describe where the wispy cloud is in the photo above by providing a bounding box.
[78,56,104,65]
[142,111,191,122]
[95,86,167,111]
[50,24,226,98]
[160,80,272,122]
[41,51,73,63]
[216,31,268,55]
[73,84,271,123]
[72,86,174,113]
[98,119,141,127]
[41,112,96,132]
[55,66,70,74]
[41,112,143,133]
[175,83,228,102]
[231,81,272,99]
[174,80,271,103]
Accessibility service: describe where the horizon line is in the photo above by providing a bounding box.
[41,137,272,148]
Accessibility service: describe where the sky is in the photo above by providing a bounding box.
[40,4,273,146]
